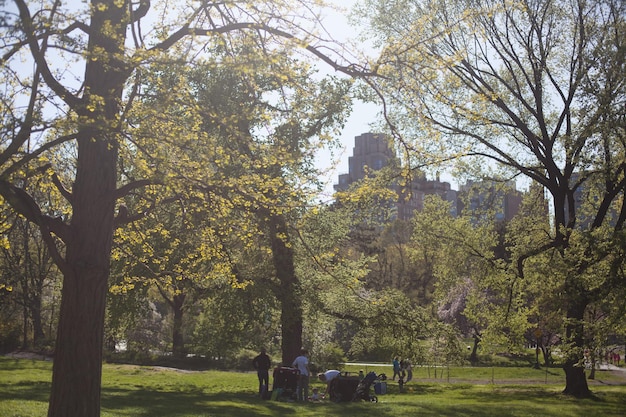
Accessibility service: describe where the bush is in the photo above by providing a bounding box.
[315,342,346,371]
[0,321,20,354]
[225,348,258,371]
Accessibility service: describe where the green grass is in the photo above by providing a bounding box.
[1,357,625,416]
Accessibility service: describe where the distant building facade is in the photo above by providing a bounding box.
[457,180,523,223]
[335,132,396,190]
[334,132,458,220]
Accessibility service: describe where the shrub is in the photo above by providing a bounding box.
[0,321,20,354]
[225,348,258,371]
[315,342,346,370]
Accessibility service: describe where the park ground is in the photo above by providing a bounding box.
[1,354,626,416]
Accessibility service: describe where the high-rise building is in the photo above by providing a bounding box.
[457,180,522,223]
[334,132,458,220]
[335,132,396,191]
[564,172,619,229]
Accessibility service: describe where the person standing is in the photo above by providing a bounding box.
[392,357,401,381]
[252,348,271,397]
[405,358,413,382]
[292,349,310,401]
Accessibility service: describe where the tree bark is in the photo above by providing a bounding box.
[562,299,591,398]
[47,1,127,414]
[267,214,303,366]
[172,293,186,358]
[32,294,45,346]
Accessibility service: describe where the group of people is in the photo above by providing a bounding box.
[253,349,417,399]
[252,348,342,402]
[606,351,622,366]
[392,356,413,383]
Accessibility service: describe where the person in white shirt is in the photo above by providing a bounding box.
[317,369,340,397]
[292,349,310,401]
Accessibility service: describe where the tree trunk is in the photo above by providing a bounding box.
[563,364,590,396]
[172,293,186,358]
[22,303,29,349]
[541,346,552,367]
[47,260,110,416]
[46,1,127,415]
[32,294,45,346]
[562,300,591,398]
[470,332,480,364]
[47,131,117,416]
[267,214,303,366]
[281,292,303,367]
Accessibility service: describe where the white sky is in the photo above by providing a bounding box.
[313,1,382,201]
[312,1,472,199]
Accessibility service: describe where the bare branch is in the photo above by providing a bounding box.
[13,0,83,110]
[149,22,377,78]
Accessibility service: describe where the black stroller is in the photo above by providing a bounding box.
[270,367,299,400]
[351,371,379,402]
[329,373,360,402]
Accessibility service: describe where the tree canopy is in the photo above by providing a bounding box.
[358,0,626,397]
[0,1,362,415]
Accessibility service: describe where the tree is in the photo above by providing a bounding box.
[1,214,60,349]
[0,1,364,415]
[411,195,499,361]
[112,197,221,358]
[359,0,626,397]
[171,53,351,364]
[297,179,434,363]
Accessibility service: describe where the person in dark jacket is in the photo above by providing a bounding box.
[252,348,271,397]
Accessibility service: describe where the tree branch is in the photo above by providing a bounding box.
[14,0,83,111]
[149,22,378,78]
[0,179,70,272]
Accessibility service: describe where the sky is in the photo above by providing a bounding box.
[312,1,383,201]
[310,1,458,201]
[311,1,470,199]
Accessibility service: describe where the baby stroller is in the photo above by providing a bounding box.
[271,367,299,400]
[351,371,379,402]
[329,373,360,402]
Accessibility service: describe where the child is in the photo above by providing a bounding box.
[310,387,321,401]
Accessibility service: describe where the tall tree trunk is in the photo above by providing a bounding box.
[470,334,480,365]
[268,214,303,366]
[47,129,118,416]
[172,293,186,358]
[32,294,45,346]
[48,1,127,414]
[562,299,591,398]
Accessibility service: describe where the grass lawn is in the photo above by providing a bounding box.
[1,356,625,416]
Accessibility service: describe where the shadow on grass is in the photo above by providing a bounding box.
[0,381,50,403]
[2,381,625,417]
[102,388,301,416]
[0,358,52,371]
[97,385,626,417]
